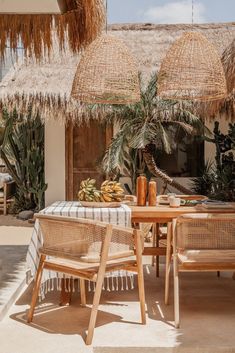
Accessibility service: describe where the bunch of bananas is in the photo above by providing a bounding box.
[78,178,101,202]
[78,179,125,203]
[100,180,124,202]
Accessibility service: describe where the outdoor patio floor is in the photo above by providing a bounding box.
[0,224,32,320]
[0,257,235,353]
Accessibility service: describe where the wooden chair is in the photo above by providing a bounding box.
[27,214,146,345]
[156,195,208,277]
[0,180,15,215]
[171,214,235,328]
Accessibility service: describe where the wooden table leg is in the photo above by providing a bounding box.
[165,222,172,305]
[156,223,160,277]
[151,224,156,266]
[59,278,72,306]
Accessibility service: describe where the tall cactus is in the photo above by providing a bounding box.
[0,109,47,211]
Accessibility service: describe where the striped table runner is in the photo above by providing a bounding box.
[26,201,133,298]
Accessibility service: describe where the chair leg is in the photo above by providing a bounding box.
[165,223,172,305]
[3,184,7,216]
[137,264,146,324]
[3,199,7,215]
[86,224,112,345]
[60,278,72,306]
[135,230,146,325]
[80,279,86,306]
[27,255,45,323]
[173,254,180,328]
[86,275,105,345]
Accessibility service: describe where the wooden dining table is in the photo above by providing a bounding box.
[47,202,235,304]
[130,204,235,223]
[130,204,235,256]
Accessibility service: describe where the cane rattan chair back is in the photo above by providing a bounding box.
[38,215,135,263]
[176,214,235,251]
[172,213,235,328]
[27,214,146,345]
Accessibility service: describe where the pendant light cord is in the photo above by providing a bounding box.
[192,0,194,26]
[105,0,108,33]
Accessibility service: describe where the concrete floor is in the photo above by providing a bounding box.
[0,264,235,353]
[0,222,235,352]
[0,214,33,227]
[0,225,32,320]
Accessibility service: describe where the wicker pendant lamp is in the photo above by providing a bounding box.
[158,1,227,101]
[71,0,140,104]
[71,34,140,104]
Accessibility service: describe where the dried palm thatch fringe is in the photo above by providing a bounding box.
[71,34,141,104]
[198,95,235,121]
[158,32,227,102]
[0,93,116,125]
[0,0,105,61]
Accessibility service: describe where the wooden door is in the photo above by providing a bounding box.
[66,121,112,200]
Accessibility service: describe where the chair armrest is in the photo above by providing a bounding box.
[3,180,16,199]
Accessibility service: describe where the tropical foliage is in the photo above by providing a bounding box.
[193,122,235,201]
[0,109,47,211]
[102,75,208,193]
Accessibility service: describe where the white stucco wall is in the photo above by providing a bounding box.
[45,120,66,206]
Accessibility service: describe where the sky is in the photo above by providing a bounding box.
[108,0,235,24]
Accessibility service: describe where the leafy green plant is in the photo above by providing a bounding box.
[102,75,208,193]
[0,109,47,211]
[192,122,235,201]
[0,127,4,146]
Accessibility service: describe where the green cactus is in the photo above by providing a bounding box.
[0,109,47,211]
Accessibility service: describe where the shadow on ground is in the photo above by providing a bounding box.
[8,265,235,349]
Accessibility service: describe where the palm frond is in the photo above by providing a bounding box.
[102,74,205,176]
[102,130,128,173]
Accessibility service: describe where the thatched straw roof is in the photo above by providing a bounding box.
[0,0,105,61]
[1,22,235,122]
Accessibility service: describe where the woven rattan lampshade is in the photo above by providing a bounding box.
[71,34,140,104]
[158,32,227,101]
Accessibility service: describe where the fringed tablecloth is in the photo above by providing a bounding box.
[26,201,133,299]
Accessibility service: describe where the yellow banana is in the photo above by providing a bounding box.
[101,180,109,187]
[102,193,113,202]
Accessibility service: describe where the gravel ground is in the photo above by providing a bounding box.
[0,215,33,227]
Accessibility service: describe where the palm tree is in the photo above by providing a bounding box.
[102,75,209,194]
